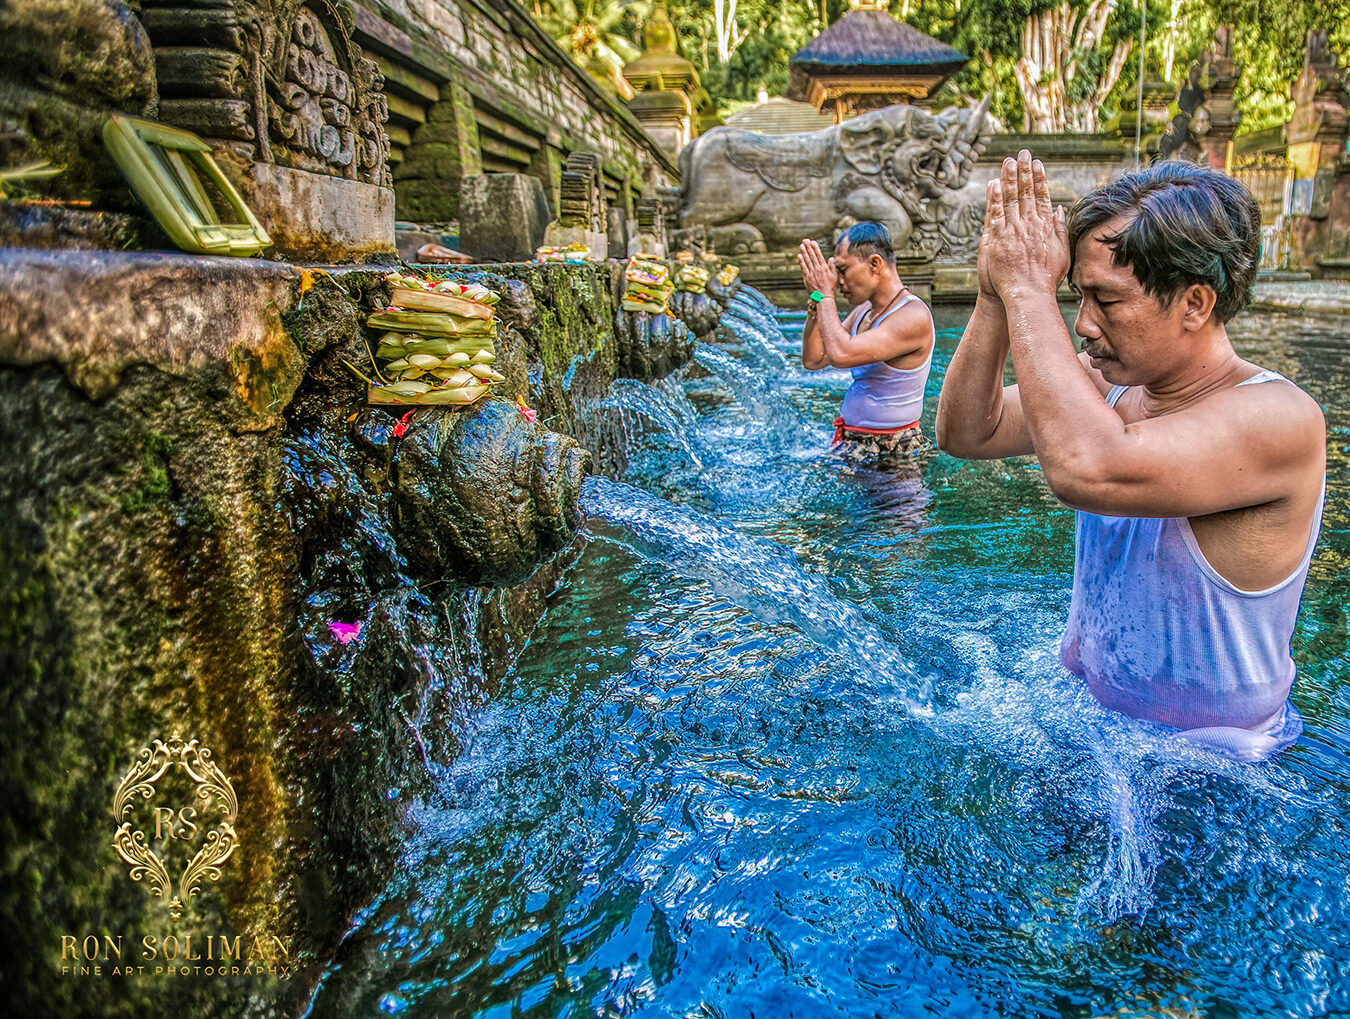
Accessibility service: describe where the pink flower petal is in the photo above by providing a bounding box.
[329,621,362,645]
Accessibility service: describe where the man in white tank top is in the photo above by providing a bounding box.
[797,222,936,467]
[935,154,1326,759]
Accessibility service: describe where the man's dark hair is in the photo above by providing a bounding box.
[836,221,895,266]
[1068,160,1261,323]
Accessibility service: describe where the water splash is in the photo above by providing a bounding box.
[580,475,933,715]
[308,291,1350,1019]
[693,342,802,433]
[720,287,796,371]
[580,376,705,472]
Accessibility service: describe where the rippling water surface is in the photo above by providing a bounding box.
[309,293,1350,1018]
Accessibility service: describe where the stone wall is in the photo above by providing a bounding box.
[0,0,675,259]
[0,248,691,1017]
[350,0,678,224]
[980,132,1131,200]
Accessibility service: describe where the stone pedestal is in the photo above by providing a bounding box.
[541,224,607,260]
[226,160,395,261]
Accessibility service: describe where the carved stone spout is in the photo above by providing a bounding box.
[613,309,693,381]
[392,398,591,587]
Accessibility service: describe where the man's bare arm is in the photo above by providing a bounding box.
[813,298,931,369]
[935,293,1029,457]
[797,238,928,370]
[936,175,1035,459]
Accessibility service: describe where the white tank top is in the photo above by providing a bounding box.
[839,294,933,429]
[1061,371,1323,757]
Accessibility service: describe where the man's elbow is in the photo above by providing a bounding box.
[1040,454,1114,510]
[934,405,978,459]
[934,418,961,456]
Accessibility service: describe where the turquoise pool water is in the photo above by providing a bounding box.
[309,292,1350,1018]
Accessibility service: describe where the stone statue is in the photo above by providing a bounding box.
[1158,27,1241,167]
[676,98,992,257]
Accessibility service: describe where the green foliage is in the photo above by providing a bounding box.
[698,1,819,103]
[1193,0,1350,133]
[529,0,1350,132]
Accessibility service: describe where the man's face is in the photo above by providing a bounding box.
[1070,215,1188,386]
[830,239,875,303]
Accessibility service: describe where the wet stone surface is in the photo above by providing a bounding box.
[0,249,690,1016]
[390,398,591,588]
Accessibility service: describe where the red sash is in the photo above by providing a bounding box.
[832,416,920,444]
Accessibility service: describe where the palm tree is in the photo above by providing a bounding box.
[533,0,651,98]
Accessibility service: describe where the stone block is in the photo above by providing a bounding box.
[0,248,300,406]
[407,121,462,145]
[459,173,551,262]
[542,223,607,260]
[226,159,396,262]
[392,141,461,180]
[606,206,629,259]
[395,179,462,223]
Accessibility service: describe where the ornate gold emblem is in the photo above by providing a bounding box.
[112,733,239,923]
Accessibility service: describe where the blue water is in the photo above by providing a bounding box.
[309,291,1350,1018]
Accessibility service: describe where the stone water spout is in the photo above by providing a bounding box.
[391,397,591,588]
[612,309,693,381]
[668,268,742,340]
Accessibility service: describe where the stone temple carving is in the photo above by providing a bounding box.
[1157,26,1241,167]
[676,98,991,259]
[144,0,390,188]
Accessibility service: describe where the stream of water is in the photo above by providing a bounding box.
[308,289,1350,1018]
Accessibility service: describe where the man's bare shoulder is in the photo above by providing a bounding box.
[1177,370,1326,475]
[1211,372,1324,435]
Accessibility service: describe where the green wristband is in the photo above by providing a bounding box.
[809,290,824,303]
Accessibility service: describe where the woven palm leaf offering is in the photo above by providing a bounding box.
[365,273,506,406]
[622,256,673,314]
[534,242,591,263]
[673,263,710,294]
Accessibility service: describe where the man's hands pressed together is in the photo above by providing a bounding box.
[797,239,838,302]
[982,151,1069,304]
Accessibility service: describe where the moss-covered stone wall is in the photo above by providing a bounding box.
[0,249,691,1017]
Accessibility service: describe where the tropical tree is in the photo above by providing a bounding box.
[534,0,650,97]
[1013,1,1134,131]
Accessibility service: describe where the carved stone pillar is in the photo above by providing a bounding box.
[1200,26,1242,171]
[1286,31,1349,217]
[1157,27,1242,170]
[1285,31,1350,270]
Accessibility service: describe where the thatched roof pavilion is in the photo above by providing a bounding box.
[786,0,968,121]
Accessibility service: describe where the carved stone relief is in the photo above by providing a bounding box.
[144,0,390,188]
[676,98,992,259]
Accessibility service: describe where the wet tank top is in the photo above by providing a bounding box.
[1060,371,1324,757]
[839,294,933,429]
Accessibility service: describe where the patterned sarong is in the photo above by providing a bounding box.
[831,416,928,470]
